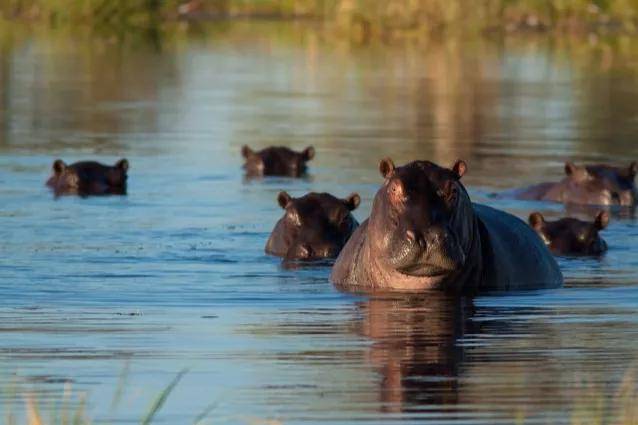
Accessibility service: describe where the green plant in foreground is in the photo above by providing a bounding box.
[140,368,187,425]
[7,366,638,424]
[1,367,223,425]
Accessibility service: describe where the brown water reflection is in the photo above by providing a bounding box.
[357,294,471,412]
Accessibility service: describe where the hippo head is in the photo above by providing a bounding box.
[104,159,129,188]
[529,211,609,256]
[266,191,360,260]
[47,159,129,195]
[241,145,315,177]
[562,161,637,206]
[49,159,81,191]
[368,158,474,285]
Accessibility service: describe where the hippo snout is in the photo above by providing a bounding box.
[286,242,340,261]
[391,227,465,277]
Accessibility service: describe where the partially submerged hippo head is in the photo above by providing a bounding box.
[529,211,609,256]
[562,161,637,206]
[46,159,129,196]
[368,158,473,284]
[241,145,315,177]
[266,191,360,260]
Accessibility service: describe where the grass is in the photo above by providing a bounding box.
[0,367,222,425]
[3,366,638,424]
[513,369,638,425]
[139,369,187,425]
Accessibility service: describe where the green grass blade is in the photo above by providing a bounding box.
[193,400,219,424]
[111,361,131,410]
[140,369,187,425]
[72,394,87,425]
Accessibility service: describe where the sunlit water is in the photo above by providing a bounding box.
[1,23,638,424]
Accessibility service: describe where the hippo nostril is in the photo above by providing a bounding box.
[611,192,621,204]
[406,230,428,249]
[298,244,312,259]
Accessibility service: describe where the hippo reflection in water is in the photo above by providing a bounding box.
[242,145,315,177]
[46,159,129,196]
[358,294,472,410]
[353,293,577,414]
[513,161,637,207]
[331,158,563,293]
[529,211,609,256]
[266,191,360,261]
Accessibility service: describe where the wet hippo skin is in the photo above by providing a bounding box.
[266,191,360,260]
[529,211,609,256]
[330,159,563,293]
[513,161,637,206]
[46,159,129,196]
[241,145,315,177]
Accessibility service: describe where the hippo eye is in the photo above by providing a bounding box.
[438,182,458,205]
[578,233,587,243]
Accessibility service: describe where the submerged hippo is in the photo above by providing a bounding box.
[331,159,563,293]
[266,191,360,260]
[241,145,315,177]
[513,161,637,206]
[529,211,609,256]
[46,159,129,196]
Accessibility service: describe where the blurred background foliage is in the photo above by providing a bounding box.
[1,0,638,37]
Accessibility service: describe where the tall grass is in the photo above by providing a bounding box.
[0,368,221,425]
[140,369,186,425]
[4,367,638,424]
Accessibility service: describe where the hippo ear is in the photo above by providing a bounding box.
[241,145,255,159]
[594,211,609,230]
[528,212,545,231]
[379,158,395,179]
[277,191,293,209]
[302,146,315,161]
[344,193,361,211]
[564,161,579,176]
[53,159,67,175]
[115,158,129,172]
[452,159,467,179]
[628,161,637,179]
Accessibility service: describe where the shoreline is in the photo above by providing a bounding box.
[1,1,638,39]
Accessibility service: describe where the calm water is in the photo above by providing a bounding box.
[1,23,638,424]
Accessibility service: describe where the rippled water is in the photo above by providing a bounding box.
[1,23,638,424]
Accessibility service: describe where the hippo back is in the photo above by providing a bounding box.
[474,203,563,291]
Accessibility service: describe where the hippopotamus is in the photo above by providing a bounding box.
[266,191,360,260]
[46,159,129,196]
[241,145,315,177]
[330,159,563,293]
[528,211,609,256]
[512,161,637,206]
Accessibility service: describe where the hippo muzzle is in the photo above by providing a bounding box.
[391,227,466,277]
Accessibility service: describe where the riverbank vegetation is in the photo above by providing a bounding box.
[1,0,638,37]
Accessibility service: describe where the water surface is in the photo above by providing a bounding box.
[1,23,638,424]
